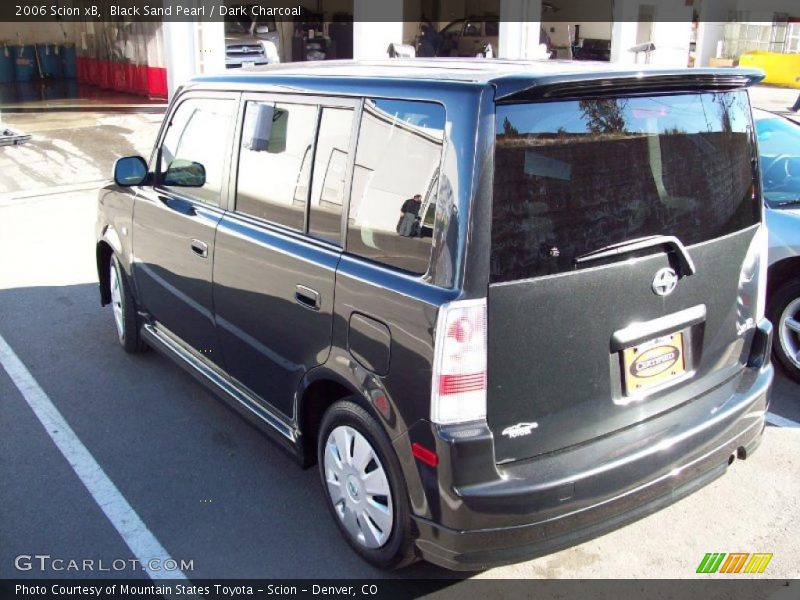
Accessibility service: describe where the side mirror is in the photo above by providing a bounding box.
[255,25,270,34]
[163,159,206,187]
[113,156,148,186]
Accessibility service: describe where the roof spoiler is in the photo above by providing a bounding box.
[494,68,765,103]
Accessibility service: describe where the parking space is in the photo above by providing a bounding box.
[1,104,798,581]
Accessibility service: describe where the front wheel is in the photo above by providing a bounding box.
[109,254,146,354]
[318,400,416,569]
[768,279,800,383]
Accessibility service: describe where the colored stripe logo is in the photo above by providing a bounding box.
[697,553,773,574]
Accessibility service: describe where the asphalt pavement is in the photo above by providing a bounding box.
[0,101,798,582]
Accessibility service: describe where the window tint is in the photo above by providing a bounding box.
[308,107,354,244]
[236,101,318,230]
[347,99,445,274]
[159,98,235,205]
[492,92,758,283]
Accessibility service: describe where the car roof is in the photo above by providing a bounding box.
[189,59,764,101]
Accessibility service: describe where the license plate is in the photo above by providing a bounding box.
[622,332,686,396]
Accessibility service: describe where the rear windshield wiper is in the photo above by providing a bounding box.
[574,235,697,277]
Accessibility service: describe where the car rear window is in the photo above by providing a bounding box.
[491,91,758,283]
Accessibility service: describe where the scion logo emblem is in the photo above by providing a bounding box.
[652,267,679,297]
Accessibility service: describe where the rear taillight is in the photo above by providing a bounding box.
[431,298,487,425]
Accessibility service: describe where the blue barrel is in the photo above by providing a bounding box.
[14,45,37,82]
[51,44,64,77]
[36,43,61,78]
[64,78,78,98]
[0,44,15,83]
[42,78,64,100]
[16,81,40,103]
[60,43,77,79]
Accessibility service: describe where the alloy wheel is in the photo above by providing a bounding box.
[778,297,800,371]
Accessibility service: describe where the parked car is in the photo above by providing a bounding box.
[97,61,773,570]
[435,16,553,58]
[753,109,800,383]
[224,10,280,68]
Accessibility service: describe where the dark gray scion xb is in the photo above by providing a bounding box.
[96,60,774,570]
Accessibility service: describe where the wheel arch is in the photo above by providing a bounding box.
[296,366,384,469]
[768,256,800,298]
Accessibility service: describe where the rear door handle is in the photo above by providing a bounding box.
[190,239,208,258]
[295,285,320,311]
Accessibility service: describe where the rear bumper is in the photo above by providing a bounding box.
[225,59,269,68]
[408,354,773,570]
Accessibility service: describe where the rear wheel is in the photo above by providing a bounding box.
[317,400,416,569]
[768,279,800,383]
[109,254,145,354]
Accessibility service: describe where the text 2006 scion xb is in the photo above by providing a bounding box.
[96,60,773,570]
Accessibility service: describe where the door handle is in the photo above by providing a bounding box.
[295,285,321,311]
[190,239,208,258]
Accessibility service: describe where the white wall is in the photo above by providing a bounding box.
[353,0,404,58]
[611,0,693,66]
[499,0,543,59]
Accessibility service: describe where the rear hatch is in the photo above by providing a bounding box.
[487,89,762,463]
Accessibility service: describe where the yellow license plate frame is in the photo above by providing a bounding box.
[622,332,686,396]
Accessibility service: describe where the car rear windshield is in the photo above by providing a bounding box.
[491,91,758,283]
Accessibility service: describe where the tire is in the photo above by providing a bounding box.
[109,254,146,354]
[317,400,416,569]
[767,278,800,383]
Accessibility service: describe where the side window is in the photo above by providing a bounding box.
[308,107,354,244]
[159,98,235,205]
[236,101,318,230]
[347,99,445,274]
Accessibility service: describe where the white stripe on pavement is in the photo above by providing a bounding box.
[766,412,800,428]
[0,333,187,580]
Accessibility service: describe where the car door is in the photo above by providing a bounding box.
[212,94,359,417]
[132,93,237,362]
[459,19,486,56]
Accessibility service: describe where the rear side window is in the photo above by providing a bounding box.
[236,101,318,230]
[347,99,445,274]
[159,98,235,206]
[492,92,758,283]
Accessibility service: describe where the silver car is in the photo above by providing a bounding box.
[224,11,281,68]
[754,109,800,382]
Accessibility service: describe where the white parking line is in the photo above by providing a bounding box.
[0,333,187,580]
[766,412,800,428]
